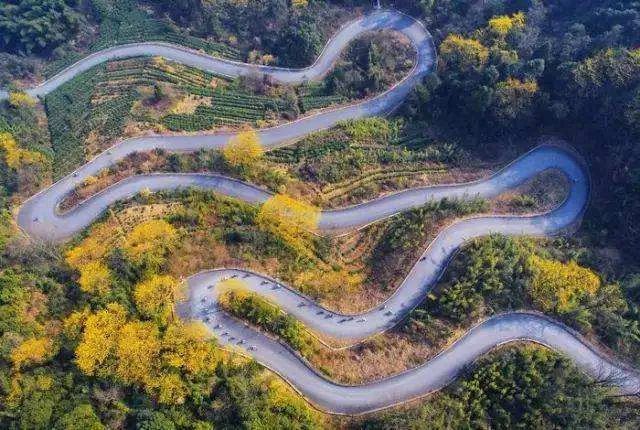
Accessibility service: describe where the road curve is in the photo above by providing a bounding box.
[12,8,640,415]
[17,9,435,242]
[0,10,433,98]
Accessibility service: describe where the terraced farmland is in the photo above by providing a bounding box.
[44,58,345,177]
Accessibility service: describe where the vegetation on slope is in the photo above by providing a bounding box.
[361,345,634,430]
[1,0,640,427]
[407,234,640,367]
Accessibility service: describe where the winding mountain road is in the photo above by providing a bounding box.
[9,9,640,415]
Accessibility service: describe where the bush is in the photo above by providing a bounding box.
[218,280,315,355]
[8,92,36,109]
[429,235,532,322]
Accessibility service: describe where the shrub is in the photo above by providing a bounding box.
[8,91,36,109]
[218,279,315,355]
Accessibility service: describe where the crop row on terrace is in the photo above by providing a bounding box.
[298,83,347,113]
[97,59,342,131]
[43,57,349,177]
[44,61,145,178]
[321,165,447,197]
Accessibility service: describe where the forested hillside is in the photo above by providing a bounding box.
[1,1,639,429]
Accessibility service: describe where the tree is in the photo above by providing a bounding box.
[458,346,611,429]
[135,409,176,430]
[211,361,321,429]
[0,131,46,170]
[4,370,62,430]
[433,235,531,322]
[255,194,319,256]
[149,372,187,405]
[10,337,53,370]
[528,255,601,314]
[56,404,105,430]
[133,275,182,325]
[65,224,114,270]
[625,87,640,134]
[8,92,36,109]
[162,322,218,376]
[0,0,82,55]
[439,34,489,71]
[75,303,127,377]
[115,321,161,386]
[222,130,263,168]
[570,48,640,98]
[275,19,321,67]
[218,281,314,354]
[62,307,90,347]
[123,219,178,268]
[492,77,538,123]
[78,261,112,296]
[488,12,525,37]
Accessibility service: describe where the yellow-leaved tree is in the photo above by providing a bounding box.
[73,305,219,405]
[256,194,320,256]
[488,12,525,37]
[216,278,251,310]
[75,303,127,377]
[133,275,183,325]
[162,322,218,376]
[115,321,161,385]
[11,337,54,370]
[66,222,118,269]
[528,255,601,314]
[493,77,538,121]
[62,308,91,346]
[123,219,177,267]
[440,34,489,70]
[78,261,112,295]
[151,373,188,405]
[8,91,36,109]
[222,129,263,168]
[0,132,46,169]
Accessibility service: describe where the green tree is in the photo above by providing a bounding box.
[56,404,105,430]
[458,347,611,429]
[0,0,82,55]
[432,235,532,322]
[135,410,176,430]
